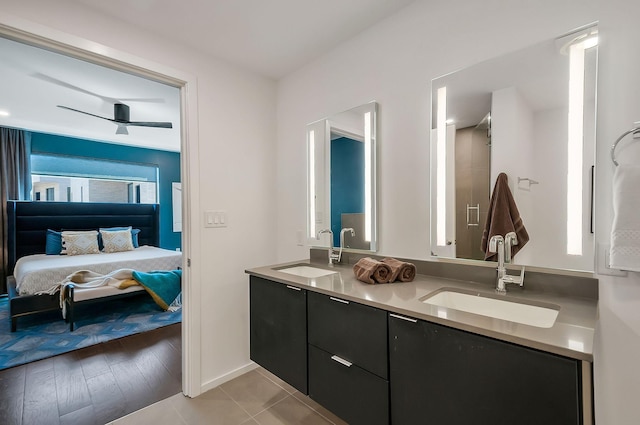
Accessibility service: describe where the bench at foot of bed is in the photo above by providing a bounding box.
[7,276,148,332]
[64,284,147,331]
[7,276,60,332]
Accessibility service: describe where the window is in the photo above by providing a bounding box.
[31,154,158,204]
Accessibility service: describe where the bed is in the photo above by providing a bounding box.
[6,200,182,331]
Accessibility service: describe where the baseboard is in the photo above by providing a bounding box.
[199,361,258,394]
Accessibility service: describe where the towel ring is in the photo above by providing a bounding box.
[611,126,640,166]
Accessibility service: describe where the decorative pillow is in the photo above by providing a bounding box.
[100,228,135,253]
[61,230,100,256]
[132,270,182,310]
[99,227,141,248]
[45,229,63,255]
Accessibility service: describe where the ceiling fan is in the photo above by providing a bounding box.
[57,103,173,135]
[32,72,166,104]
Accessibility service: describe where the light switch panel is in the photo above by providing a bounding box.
[204,210,227,228]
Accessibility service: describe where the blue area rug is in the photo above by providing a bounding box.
[0,294,181,370]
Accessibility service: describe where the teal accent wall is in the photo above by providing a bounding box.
[30,132,181,250]
[330,137,364,246]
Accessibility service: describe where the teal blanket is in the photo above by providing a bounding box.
[132,270,182,311]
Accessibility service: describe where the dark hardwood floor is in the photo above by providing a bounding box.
[0,323,182,425]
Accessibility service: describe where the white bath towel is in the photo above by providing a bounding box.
[610,164,640,271]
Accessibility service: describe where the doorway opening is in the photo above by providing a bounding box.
[0,18,201,412]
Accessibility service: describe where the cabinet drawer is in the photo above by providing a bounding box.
[308,291,388,379]
[250,276,307,393]
[309,344,389,425]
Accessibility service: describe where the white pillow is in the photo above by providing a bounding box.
[100,228,134,253]
[61,230,100,256]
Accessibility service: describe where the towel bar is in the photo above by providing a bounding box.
[611,123,640,166]
[518,177,539,185]
[517,177,539,190]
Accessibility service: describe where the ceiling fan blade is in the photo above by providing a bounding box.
[33,73,166,103]
[57,105,114,122]
[58,104,172,135]
[117,98,166,104]
[127,121,173,128]
[35,73,117,103]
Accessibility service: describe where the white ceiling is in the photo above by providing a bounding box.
[0,0,416,152]
[68,0,417,79]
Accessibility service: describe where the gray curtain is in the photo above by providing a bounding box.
[1,127,31,293]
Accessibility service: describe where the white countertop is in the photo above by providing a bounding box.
[246,259,597,362]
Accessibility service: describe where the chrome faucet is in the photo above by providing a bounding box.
[317,229,340,265]
[489,234,525,294]
[489,235,506,282]
[339,227,355,263]
[504,232,518,264]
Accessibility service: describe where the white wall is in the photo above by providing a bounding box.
[592,1,640,423]
[531,107,571,268]
[1,0,278,393]
[276,0,640,423]
[491,86,535,265]
[530,103,596,271]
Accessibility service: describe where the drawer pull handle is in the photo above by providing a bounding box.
[390,313,417,323]
[331,355,352,368]
[286,285,301,291]
[330,296,349,304]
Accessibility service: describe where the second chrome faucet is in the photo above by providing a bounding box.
[489,232,525,294]
[317,227,356,265]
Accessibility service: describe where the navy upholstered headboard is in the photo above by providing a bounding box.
[6,201,159,274]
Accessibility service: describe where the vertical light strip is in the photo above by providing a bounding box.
[436,87,447,246]
[309,130,316,238]
[364,111,372,242]
[567,42,585,255]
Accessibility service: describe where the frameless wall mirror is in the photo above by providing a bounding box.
[430,24,598,272]
[307,101,377,252]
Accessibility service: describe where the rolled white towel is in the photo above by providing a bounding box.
[610,164,640,271]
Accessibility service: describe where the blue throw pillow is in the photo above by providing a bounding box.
[132,270,182,310]
[98,227,141,249]
[45,229,63,255]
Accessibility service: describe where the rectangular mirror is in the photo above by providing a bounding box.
[307,101,377,252]
[430,24,598,272]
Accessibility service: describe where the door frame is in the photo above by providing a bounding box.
[0,17,203,396]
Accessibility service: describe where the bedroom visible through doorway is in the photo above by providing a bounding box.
[0,18,199,401]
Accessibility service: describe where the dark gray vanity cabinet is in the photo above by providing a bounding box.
[307,291,389,425]
[389,313,583,425]
[249,276,307,393]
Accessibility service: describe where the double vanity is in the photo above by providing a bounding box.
[246,252,597,425]
[254,22,602,425]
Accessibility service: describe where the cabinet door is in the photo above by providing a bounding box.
[389,314,582,425]
[308,291,388,379]
[309,345,389,425]
[249,276,307,393]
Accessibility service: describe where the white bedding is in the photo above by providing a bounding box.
[14,245,182,295]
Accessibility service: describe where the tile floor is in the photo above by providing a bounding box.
[109,366,348,425]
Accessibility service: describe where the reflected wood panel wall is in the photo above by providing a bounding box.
[455,127,491,260]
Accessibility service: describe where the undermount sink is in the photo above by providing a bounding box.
[276,265,338,278]
[421,289,559,328]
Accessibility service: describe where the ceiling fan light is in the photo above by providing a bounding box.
[116,125,129,135]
